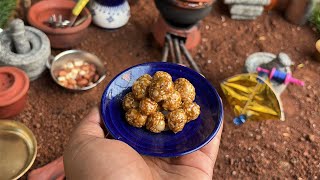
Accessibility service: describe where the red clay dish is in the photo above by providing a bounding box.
[27,0,92,49]
[0,67,29,118]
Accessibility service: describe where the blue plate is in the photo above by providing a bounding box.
[101,62,223,157]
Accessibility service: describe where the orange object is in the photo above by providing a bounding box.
[27,0,92,49]
[28,156,65,180]
[152,16,201,50]
[0,67,29,118]
[265,0,278,10]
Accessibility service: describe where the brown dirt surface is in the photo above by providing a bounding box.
[18,0,320,179]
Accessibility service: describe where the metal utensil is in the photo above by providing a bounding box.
[0,120,37,180]
[47,50,107,91]
[45,14,71,28]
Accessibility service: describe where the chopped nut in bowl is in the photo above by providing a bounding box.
[48,50,106,91]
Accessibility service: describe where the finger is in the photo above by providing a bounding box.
[199,122,223,165]
[72,107,105,139]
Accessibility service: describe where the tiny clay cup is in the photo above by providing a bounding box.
[27,0,92,49]
[0,67,29,118]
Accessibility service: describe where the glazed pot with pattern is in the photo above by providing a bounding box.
[90,0,131,29]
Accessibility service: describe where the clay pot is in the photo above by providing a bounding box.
[0,67,29,118]
[265,0,313,25]
[155,0,213,28]
[285,0,313,25]
[27,0,92,49]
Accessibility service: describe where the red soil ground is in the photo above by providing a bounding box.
[18,0,320,179]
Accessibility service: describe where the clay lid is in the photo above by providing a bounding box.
[0,67,29,107]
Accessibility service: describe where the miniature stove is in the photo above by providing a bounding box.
[152,0,216,74]
[152,16,201,51]
[152,16,202,74]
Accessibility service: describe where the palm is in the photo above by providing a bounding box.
[64,108,222,180]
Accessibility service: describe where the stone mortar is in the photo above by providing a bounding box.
[244,52,293,95]
[0,19,50,81]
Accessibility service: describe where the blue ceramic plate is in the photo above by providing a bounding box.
[101,62,223,157]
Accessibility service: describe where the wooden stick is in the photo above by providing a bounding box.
[165,34,176,63]
[180,40,201,74]
[162,42,169,62]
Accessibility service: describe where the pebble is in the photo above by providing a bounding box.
[283,133,290,137]
[34,123,41,129]
[258,36,266,41]
[290,158,298,164]
[255,135,262,140]
[202,38,208,42]
[248,132,253,137]
[205,25,210,30]
[232,171,237,175]
[279,161,291,170]
[207,59,212,64]
[221,16,226,22]
[306,134,315,142]
[230,159,235,165]
[222,22,227,27]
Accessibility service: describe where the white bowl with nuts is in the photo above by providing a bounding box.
[48,50,106,91]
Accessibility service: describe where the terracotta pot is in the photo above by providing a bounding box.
[155,0,213,28]
[0,67,29,118]
[285,0,313,25]
[27,0,92,49]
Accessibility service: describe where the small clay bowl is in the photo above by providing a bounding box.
[27,0,92,49]
[48,50,106,91]
[101,62,223,157]
[0,67,29,118]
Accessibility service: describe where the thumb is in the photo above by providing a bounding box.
[72,107,105,139]
[64,107,106,164]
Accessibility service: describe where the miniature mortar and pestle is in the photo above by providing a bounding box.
[27,0,92,49]
[155,0,215,28]
[0,19,50,81]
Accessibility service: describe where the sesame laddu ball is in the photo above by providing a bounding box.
[182,101,200,122]
[132,74,152,100]
[167,109,188,133]
[125,109,147,128]
[139,98,158,115]
[146,112,166,133]
[174,78,195,103]
[123,92,139,111]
